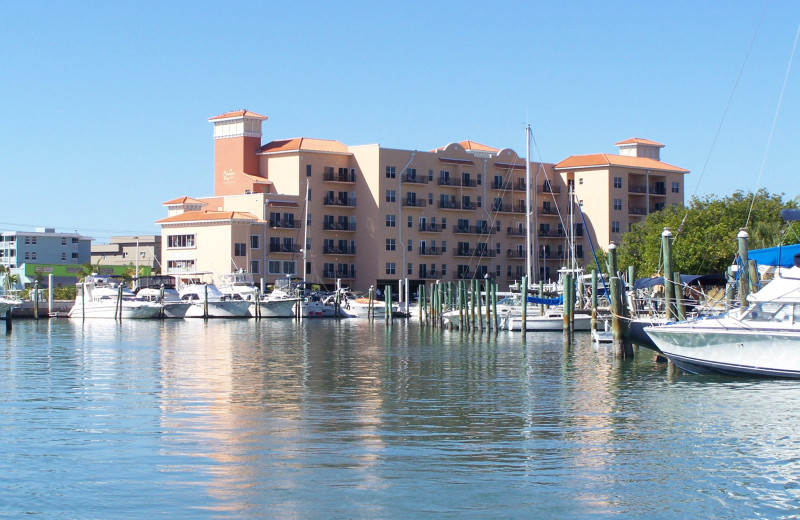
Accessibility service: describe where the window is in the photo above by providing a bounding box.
[307,213,312,226]
[441,263,447,276]
[386,214,396,227]
[31,237,36,245]
[655,202,665,211]
[306,164,312,177]
[428,193,433,205]
[386,239,396,251]
[579,177,583,185]
[407,239,412,252]
[23,252,29,260]
[611,221,620,233]
[408,263,413,275]
[428,169,434,181]
[386,262,396,275]
[408,216,412,228]
[72,252,78,259]
[672,182,680,193]
[167,234,195,248]
[442,240,447,252]
[61,238,66,246]
[270,237,281,252]
[614,199,622,211]
[234,243,247,256]
[386,166,396,178]
[61,252,66,261]
[31,252,36,260]
[307,188,311,201]
[24,237,30,245]
[250,260,260,274]
[576,245,584,258]
[250,235,260,249]
[268,260,281,274]
[614,177,623,189]
[477,196,482,208]
[386,190,396,202]
[167,259,195,272]
[477,173,482,186]
[283,261,296,274]
[72,238,78,243]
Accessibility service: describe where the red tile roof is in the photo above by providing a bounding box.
[459,140,499,152]
[555,153,688,173]
[259,137,349,154]
[208,110,268,121]
[162,196,208,206]
[156,210,262,224]
[241,173,272,184]
[614,138,664,147]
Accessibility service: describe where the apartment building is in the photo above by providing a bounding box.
[91,235,162,270]
[0,228,91,268]
[157,110,689,292]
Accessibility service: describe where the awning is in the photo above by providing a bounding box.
[633,273,727,290]
[748,244,800,268]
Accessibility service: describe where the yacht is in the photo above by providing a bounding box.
[0,294,22,317]
[217,271,298,318]
[645,264,800,377]
[175,273,251,318]
[69,275,161,319]
[132,275,191,319]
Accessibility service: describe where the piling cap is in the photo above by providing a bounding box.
[661,227,672,237]
[738,228,750,239]
[608,243,617,250]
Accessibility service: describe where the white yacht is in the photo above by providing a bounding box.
[645,265,800,377]
[132,275,191,319]
[175,273,251,318]
[217,271,298,318]
[69,275,161,319]
[0,294,22,317]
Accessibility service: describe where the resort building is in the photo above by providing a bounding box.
[91,235,162,271]
[157,110,689,292]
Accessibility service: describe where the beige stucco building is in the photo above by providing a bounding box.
[157,111,688,292]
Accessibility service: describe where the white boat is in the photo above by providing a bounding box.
[0,295,22,317]
[176,273,251,318]
[69,275,161,319]
[217,271,296,317]
[645,264,800,377]
[440,294,523,328]
[297,293,357,318]
[504,307,593,331]
[259,288,300,318]
[132,275,191,319]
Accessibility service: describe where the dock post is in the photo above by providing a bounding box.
[5,308,12,333]
[48,274,53,316]
[563,273,572,343]
[609,244,633,358]
[591,269,597,330]
[737,228,750,308]
[203,285,209,320]
[539,280,544,315]
[673,272,686,321]
[661,229,675,320]
[747,259,759,295]
[492,278,498,332]
[116,284,123,321]
[521,275,527,333]
[81,282,85,320]
[385,285,392,322]
[33,281,39,320]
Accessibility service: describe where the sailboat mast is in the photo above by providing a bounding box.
[525,124,532,285]
[303,179,309,286]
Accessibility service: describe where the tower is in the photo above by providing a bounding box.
[208,110,268,196]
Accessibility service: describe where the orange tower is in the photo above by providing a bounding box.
[208,110,268,196]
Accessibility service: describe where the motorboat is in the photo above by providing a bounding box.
[69,275,161,319]
[132,275,191,319]
[504,307,593,331]
[440,294,522,328]
[175,273,251,318]
[259,288,300,318]
[298,293,357,318]
[645,264,800,377]
[0,294,22,317]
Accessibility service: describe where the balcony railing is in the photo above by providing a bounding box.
[491,180,512,190]
[629,185,647,194]
[322,246,356,255]
[538,230,566,239]
[269,244,300,253]
[269,219,301,229]
[491,203,513,213]
[513,180,527,191]
[507,226,526,237]
[437,201,477,210]
[629,207,647,216]
[418,270,439,279]
[418,247,443,256]
[401,199,427,208]
[323,269,356,279]
[453,225,495,235]
[323,222,356,232]
[507,249,525,258]
[650,186,666,195]
[323,171,355,183]
[323,196,357,207]
[537,184,561,194]
[538,207,558,216]
[402,173,428,184]
[419,223,442,232]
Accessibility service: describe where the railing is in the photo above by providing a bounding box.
[629,207,646,215]
[419,223,442,232]
[323,197,356,207]
[507,249,525,258]
[401,199,427,208]
[323,269,356,279]
[323,172,355,183]
[269,220,301,229]
[323,222,356,231]
[629,185,647,194]
[507,226,526,236]
[538,207,557,216]
[453,248,475,257]
[514,180,527,191]
[322,246,356,255]
[491,203,513,213]
[402,173,428,184]
[537,184,561,194]
[269,244,299,253]
[650,186,666,195]
[453,225,495,235]
[418,247,443,256]
[491,180,512,190]
[418,271,439,279]
[538,230,566,238]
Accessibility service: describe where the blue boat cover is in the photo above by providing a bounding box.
[633,273,727,290]
[747,243,800,268]
[527,295,564,305]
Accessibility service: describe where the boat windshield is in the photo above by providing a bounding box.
[742,302,799,323]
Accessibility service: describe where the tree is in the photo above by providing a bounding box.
[618,190,798,276]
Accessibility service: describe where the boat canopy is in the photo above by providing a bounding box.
[749,266,800,303]
[633,273,727,291]
[747,244,800,268]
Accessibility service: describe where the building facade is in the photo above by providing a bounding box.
[0,228,91,269]
[157,110,689,292]
[91,235,162,271]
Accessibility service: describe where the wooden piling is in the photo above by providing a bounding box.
[521,275,528,333]
[33,281,39,320]
[673,271,685,321]
[5,308,12,333]
[661,228,674,320]
[591,270,598,331]
[203,284,209,320]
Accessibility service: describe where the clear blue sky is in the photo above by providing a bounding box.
[2,1,799,242]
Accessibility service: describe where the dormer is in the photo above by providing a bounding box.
[615,138,664,161]
[162,197,208,217]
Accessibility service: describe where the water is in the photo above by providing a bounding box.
[1,319,800,519]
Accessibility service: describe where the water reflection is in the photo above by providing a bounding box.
[1,320,800,517]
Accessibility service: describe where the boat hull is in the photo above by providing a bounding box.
[68,302,161,319]
[183,300,251,318]
[255,298,298,318]
[506,313,593,331]
[646,325,800,378]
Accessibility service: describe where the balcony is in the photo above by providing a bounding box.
[538,207,558,217]
[269,244,300,253]
[490,202,513,213]
[418,270,439,279]
[323,171,355,183]
[322,245,356,255]
[629,207,647,216]
[650,186,666,195]
[437,201,477,210]
[538,229,566,239]
[402,173,428,184]
[418,247,443,256]
[323,196,356,207]
[539,251,565,261]
[419,223,442,233]
[453,248,496,258]
[269,219,301,229]
[438,177,476,188]
[513,180,527,191]
[323,222,356,232]
[401,198,427,208]
[453,225,495,235]
[537,184,561,194]
[323,269,356,279]
[628,185,647,194]
[491,179,512,190]
[507,249,525,259]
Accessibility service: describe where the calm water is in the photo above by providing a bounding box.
[1,319,799,519]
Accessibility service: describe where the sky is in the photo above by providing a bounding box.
[2,1,800,243]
